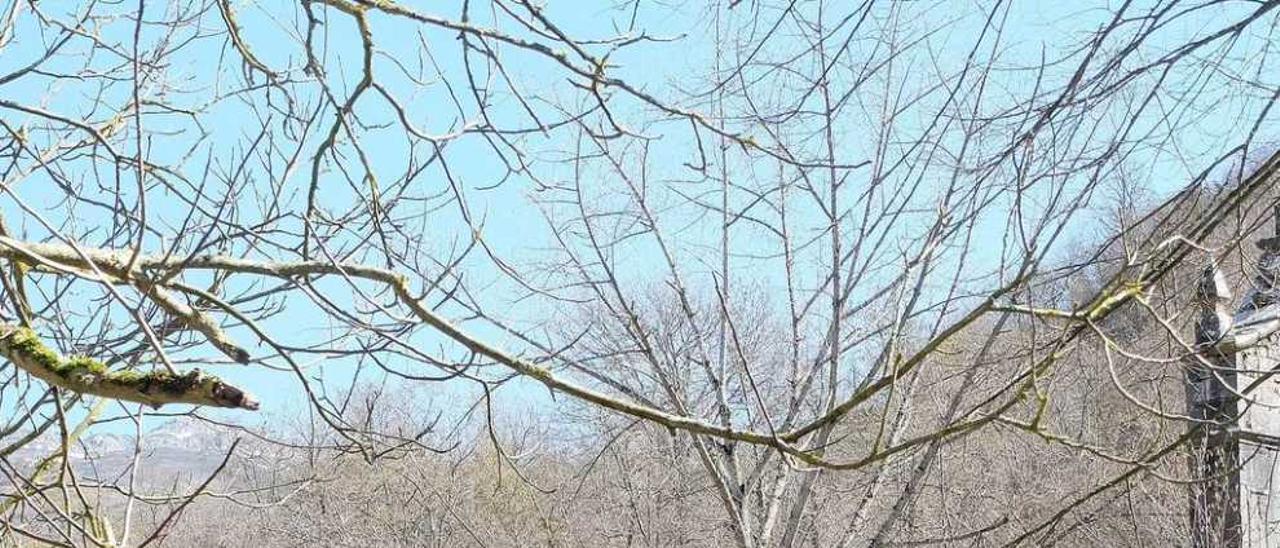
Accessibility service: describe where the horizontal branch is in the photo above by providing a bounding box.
[1215,304,1280,354]
[0,325,258,410]
[0,237,779,443]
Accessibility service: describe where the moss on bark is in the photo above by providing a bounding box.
[0,325,259,410]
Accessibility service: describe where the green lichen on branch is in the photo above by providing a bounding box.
[0,325,259,410]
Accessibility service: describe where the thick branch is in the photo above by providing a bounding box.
[0,325,258,410]
[0,237,775,443]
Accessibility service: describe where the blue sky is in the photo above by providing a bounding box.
[0,0,1276,438]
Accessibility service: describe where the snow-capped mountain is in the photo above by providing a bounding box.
[5,419,240,481]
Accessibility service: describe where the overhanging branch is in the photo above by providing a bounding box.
[0,325,258,410]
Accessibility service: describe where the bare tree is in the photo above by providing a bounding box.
[0,0,1278,545]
